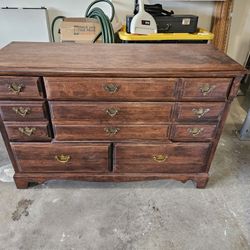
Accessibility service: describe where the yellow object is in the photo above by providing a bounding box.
[119,26,214,41]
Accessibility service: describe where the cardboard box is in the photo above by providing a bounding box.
[60,18,101,43]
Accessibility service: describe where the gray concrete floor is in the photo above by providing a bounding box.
[0,97,250,250]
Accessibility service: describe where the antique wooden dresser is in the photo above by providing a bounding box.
[0,42,245,188]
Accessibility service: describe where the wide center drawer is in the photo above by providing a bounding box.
[114,143,211,173]
[11,143,110,172]
[50,102,173,124]
[44,77,177,101]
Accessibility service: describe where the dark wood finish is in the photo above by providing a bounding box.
[0,76,42,99]
[53,125,169,141]
[11,143,110,173]
[114,143,211,173]
[5,121,51,142]
[0,101,47,121]
[45,78,177,101]
[180,78,232,101]
[50,102,173,124]
[176,102,225,122]
[0,43,246,188]
[171,124,217,141]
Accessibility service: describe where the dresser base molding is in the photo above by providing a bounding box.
[13,172,209,189]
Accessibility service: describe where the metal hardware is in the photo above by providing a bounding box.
[188,127,204,137]
[200,84,216,96]
[104,83,119,94]
[153,154,168,163]
[106,108,119,117]
[8,83,24,95]
[12,107,31,117]
[55,154,71,164]
[192,108,210,118]
[18,127,36,136]
[104,127,120,136]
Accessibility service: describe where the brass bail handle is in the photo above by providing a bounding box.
[200,84,216,96]
[8,82,24,95]
[106,108,119,117]
[192,108,210,118]
[12,107,31,117]
[104,83,119,94]
[55,154,71,164]
[104,127,120,136]
[153,154,168,163]
[18,127,36,136]
[188,127,204,137]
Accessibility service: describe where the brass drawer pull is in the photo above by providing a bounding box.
[55,154,71,164]
[18,127,36,136]
[153,154,168,163]
[8,83,24,95]
[106,108,119,117]
[192,108,210,118]
[104,127,120,136]
[12,107,31,117]
[200,84,216,96]
[104,83,119,94]
[188,127,204,137]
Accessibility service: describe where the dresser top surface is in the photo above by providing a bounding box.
[0,42,245,77]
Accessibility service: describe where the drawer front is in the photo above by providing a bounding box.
[54,125,169,141]
[176,102,225,122]
[11,143,110,172]
[44,77,177,101]
[5,122,52,142]
[171,124,217,141]
[0,77,43,99]
[50,102,173,124]
[114,143,211,173]
[0,101,47,121]
[181,78,231,101]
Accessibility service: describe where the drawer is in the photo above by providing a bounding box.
[11,143,110,172]
[176,102,225,122]
[0,101,48,121]
[50,102,173,124]
[44,77,177,101]
[5,122,52,142]
[54,125,169,141]
[0,77,43,99]
[180,78,231,101]
[171,124,217,141]
[114,143,211,173]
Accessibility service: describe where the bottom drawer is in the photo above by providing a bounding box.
[11,143,110,172]
[114,143,211,173]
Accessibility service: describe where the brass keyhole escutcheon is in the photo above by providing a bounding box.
[12,107,31,117]
[188,127,204,137]
[106,108,119,117]
[153,154,168,163]
[18,127,36,136]
[104,127,120,136]
[104,83,119,94]
[8,82,24,95]
[192,108,210,118]
[55,154,71,164]
[200,84,216,96]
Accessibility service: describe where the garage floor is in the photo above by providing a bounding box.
[0,97,249,250]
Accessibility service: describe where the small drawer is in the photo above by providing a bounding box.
[11,143,110,172]
[0,101,48,121]
[171,124,217,141]
[44,77,177,101]
[0,77,43,100]
[53,125,170,141]
[176,102,225,122]
[5,121,52,142]
[180,78,232,101]
[50,102,173,124]
[114,143,211,173]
